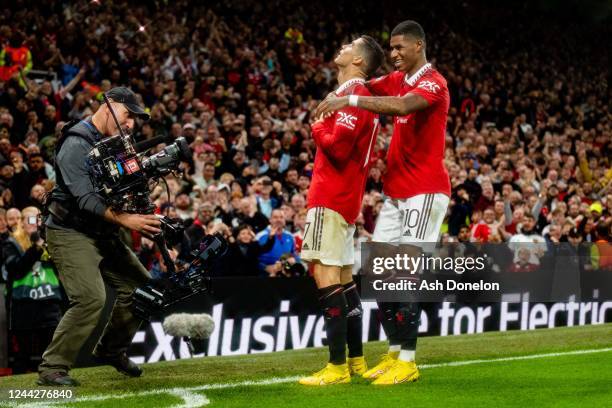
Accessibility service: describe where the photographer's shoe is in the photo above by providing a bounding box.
[37,372,80,387]
[94,352,142,377]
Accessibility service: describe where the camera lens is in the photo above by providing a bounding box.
[141,137,191,177]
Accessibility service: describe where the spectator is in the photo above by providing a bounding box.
[292,209,306,252]
[231,197,269,233]
[193,162,217,190]
[24,153,49,193]
[28,184,46,210]
[185,202,217,251]
[508,247,539,273]
[0,33,32,86]
[256,209,300,276]
[223,224,277,276]
[255,177,280,218]
[2,206,62,373]
[0,208,8,243]
[508,213,547,265]
[448,187,472,236]
[471,207,504,243]
[5,208,21,232]
[174,193,195,221]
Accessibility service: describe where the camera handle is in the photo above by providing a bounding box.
[149,217,177,275]
[140,214,178,275]
[154,233,177,274]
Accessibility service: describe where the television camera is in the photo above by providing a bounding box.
[87,94,227,321]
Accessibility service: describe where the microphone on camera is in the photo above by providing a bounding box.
[162,313,215,355]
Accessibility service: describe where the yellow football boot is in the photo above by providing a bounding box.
[347,356,368,376]
[371,359,420,385]
[298,363,351,386]
[362,351,399,379]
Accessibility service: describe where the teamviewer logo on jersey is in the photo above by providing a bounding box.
[417,80,440,94]
[337,112,357,129]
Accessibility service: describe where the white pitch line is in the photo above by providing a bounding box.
[7,347,612,408]
[419,346,612,369]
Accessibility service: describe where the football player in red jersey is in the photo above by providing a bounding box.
[316,21,451,385]
[298,36,384,386]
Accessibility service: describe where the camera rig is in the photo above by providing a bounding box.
[86,122,191,213]
[132,232,228,321]
[88,93,227,321]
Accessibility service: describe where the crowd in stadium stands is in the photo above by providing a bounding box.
[0,0,610,372]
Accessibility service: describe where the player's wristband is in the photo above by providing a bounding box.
[348,95,359,107]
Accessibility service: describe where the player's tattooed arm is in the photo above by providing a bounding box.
[315,92,429,117]
[354,93,429,116]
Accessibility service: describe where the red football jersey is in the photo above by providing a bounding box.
[308,78,380,224]
[368,63,451,199]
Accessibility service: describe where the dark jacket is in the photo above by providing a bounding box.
[46,120,116,237]
[218,235,276,276]
[2,238,63,330]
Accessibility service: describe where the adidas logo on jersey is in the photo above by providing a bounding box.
[302,243,310,250]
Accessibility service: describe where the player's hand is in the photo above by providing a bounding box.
[309,113,325,126]
[314,93,348,119]
[117,213,162,235]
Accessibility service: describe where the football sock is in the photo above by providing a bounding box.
[319,284,348,365]
[398,350,416,362]
[389,345,401,353]
[343,282,363,358]
[395,302,420,355]
[377,301,400,347]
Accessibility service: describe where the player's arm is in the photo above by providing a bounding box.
[315,92,428,118]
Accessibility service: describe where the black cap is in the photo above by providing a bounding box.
[105,87,150,121]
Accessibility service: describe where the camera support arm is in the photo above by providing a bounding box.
[151,227,177,274]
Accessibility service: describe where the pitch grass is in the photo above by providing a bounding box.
[1,324,611,407]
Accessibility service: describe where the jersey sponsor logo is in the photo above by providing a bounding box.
[417,80,441,94]
[336,112,358,129]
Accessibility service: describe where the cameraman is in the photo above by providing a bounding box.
[39,87,161,386]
